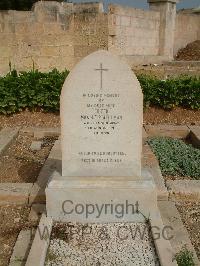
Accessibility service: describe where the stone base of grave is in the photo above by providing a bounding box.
[46,173,158,223]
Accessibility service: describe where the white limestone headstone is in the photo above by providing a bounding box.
[61,50,143,178]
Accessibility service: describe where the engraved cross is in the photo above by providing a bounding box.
[95,63,108,90]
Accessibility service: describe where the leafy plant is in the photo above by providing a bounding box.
[0,68,69,114]
[148,137,200,179]
[0,70,199,114]
[175,247,195,266]
[137,74,200,110]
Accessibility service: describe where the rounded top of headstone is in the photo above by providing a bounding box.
[62,50,142,99]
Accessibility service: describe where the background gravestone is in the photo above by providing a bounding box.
[61,50,143,178]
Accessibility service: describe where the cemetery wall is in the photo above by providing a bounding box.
[0,1,199,75]
[108,4,160,56]
[174,13,200,56]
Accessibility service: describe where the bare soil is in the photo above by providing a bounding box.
[176,202,200,260]
[0,134,56,183]
[164,175,193,181]
[144,107,200,126]
[175,40,200,61]
[0,107,199,128]
[0,205,32,266]
[0,110,60,128]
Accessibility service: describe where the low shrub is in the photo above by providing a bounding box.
[0,69,199,114]
[148,137,200,179]
[138,75,200,110]
[175,247,195,266]
[0,69,69,114]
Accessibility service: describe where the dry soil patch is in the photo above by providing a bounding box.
[176,201,200,260]
[0,134,56,183]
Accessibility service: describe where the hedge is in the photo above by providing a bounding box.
[137,75,200,110]
[0,69,199,114]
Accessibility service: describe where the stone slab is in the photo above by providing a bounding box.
[189,126,200,148]
[0,127,20,154]
[0,183,33,205]
[158,201,199,265]
[30,140,42,151]
[9,230,32,266]
[166,180,200,201]
[46,174,157,223]
[25,214,53,266]
[149,208,178,266]
[142,143,168,201]
[28,139,61,205]
[19,127,60,138]
[144,125,190,139]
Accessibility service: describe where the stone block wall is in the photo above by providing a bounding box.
[73,12,108,64]
[0,1,107,75]
[174,13,200,56]
[108,4,160,56]
[0,1,199,75]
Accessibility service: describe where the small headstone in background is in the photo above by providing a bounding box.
[30,141,42,151]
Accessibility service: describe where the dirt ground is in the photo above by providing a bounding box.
[0,110,60,128]
[176,202,200,260]
[0,134,56,183]
[0,205,32,266]
[144,107,200,126]
[0,107,199,128]
[175,40,200,61]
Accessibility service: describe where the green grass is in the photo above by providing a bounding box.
[148,137,200,179]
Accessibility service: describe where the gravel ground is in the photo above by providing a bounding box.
[0,205,31,266]
[176,202,200,260]
[0,134,56,183]
[45,222,160,266]
[0,107,199,128]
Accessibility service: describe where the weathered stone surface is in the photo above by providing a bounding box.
[26,214,53,266]
[144,125,190,139]
[0,183,32,205]
[166,180,200,201]
[0,128,19,154]
[46,174,157,223]
[142,143,168,201]
[19,127,61,138]
[158,201,200,265]
[9,230,32,266]
[30,141,42,151]
[61,50,143,177]
[29,139,61,205]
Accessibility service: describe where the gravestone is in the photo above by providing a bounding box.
[46,50,157,223]
[61,50,143,177]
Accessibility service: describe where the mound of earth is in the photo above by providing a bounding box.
[175,40,200,61]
